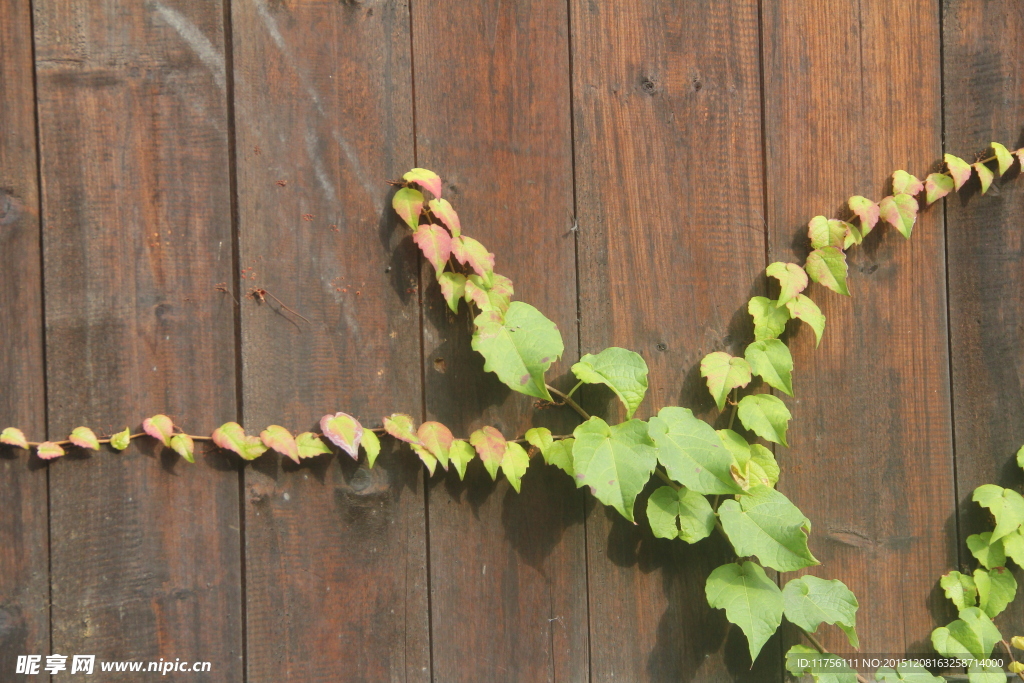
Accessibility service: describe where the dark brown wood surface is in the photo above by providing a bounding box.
[943,0,1024,641]
[0,0,50,676]
[411,1,588,680]
[231,1,429,680]
[33,0,242,678]
[571,1,776,680]
[762,0,956,658]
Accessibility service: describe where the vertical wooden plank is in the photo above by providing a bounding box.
[411,1,587,680]
[232,1,429,681]
[34,0,242,676]
[762,0,954,658]
[0,0,50,675]
[572,2,771,680]
[943,0,1024,640]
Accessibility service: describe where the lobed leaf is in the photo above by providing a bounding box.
[1004,529,1024,566]
[428,197,461,236]
[143,414,174,447]
[361,430,381,468]
[974,567,1016,619]
[402,168,442,198]
[413,224,452,277]
[212,422,267,461]
[719,485,818,571]
[805,247,850,296]
[706,561,783,662]
[931,607,1002,660]
[646,486,715,543]
[944,154,973,190]
[69,426,100,451]
[808,215,847,250]
[700,352,752,411]
[418,421,454,471]
[261,425,299,464]
[471,302,563,401]
[941,571,978,610]
[879,194,918,239]
[924,173,954,205]
[782,575,859,649]
[448,440,475,480]
[109,427,131,451]
[737,394,791,446]
[785,294,825,346]
[744,339,794,396]
[383,413,419,444]
[37,442,65,460]
[848,195,880,236]
[648,407,742,495]
[392,187,424,230]
[542,438,574,475]
[470,426,507,481]
[748,296,792,341]
[571,417,657,522]
[295,432,331,460]
[973,163,994,194]
[967,532,1006,570]
[438,273,467,313]
[321,412,364,460]
[451,235,495,282]
[991,142,1014,176]
[572,347,649,419]
[0,427,29,449]
[972,484,1024,542]
[765,262,808,306]
[786,645,858,683]
[170,433,195,463]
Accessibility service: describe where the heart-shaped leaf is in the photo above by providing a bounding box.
[808,216,848,250]
[944,153,973,190]
[737,394,792,446]
[931,607,1001,660]
[785,294,825,346]
[392,187,424,230]
[403,168,442,197]
[261,425,299,463]
[413,224,452,277]
[941,571,978,610]
[470,426,507,481]
[967,532,1006,570]
[991,142,1014,176]
[572,347,649,419]
[321,412,364,460]
[706,561,783,662]
[418,421,454,471]
[295,432,331,460]
[0,427,29,449]
[972,484,1024,542]
[428,197,461,236]
[448,440,475,480]
[748,296,792,340]
[212,422,267,461]
[974,567,1016,618]
[848,195,880,236]
[719,485,818,571]
[805,247,849,296]
[471,302,563,401]
[383,413,419,444]
[143,415,174,447]
[646,486,715,543]
[37,441,65,460]
[700,352,752,411]
[109,427,131,451]
[782,575,859,648]
[438,272,467,313]
[765,262,809,306]
[973,162,994,194]
[525,427,553,455]
[648,406,743,495]
[69,427,100,451]
[745,339,794,396]
[451,235,495,282]
[170,433,195,463]
[501,442,530,493]
[571,417,657,521]
[892,170,924,196]
[361,430,381,468]
[541,437,574,475]
[924,173,954,205]
[879,194,918,239]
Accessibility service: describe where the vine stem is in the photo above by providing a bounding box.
[546,384,591,420]
[801,629,869,683]
[728,388,739,430]
[1000,640,1024,681]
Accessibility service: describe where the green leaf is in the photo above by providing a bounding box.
[875,661,945,682]
[469,274,513,313]
[413,224,452,277]
[786,294,826,347]
[383,413,419,444]
[973,163,994,195]
[805,247,850,296]
[879,194,918,239]
[525,427,553,453]
[69,426,100,451]
[648,407,743,495]
[974,567,1016,618]
[766,262,809,306]
[571,417,657,522]
[744,339,794,396]
[848,195,880,236]
[967,664,1008,682]
[418,421,454,471]
[109,427,131,452]
[320,412,364,460]
[428,197,461,236]
[808,215,848,250]
[646,486,715,543]
[786,645,859,683]
[37,441,64,460]
[402,168,442,197]
[782,575,859,649]
[843,222,863,250]
[1018,444,1024,469]
[992,142,1014,176]
[212,422,267,461]
[451,235,495,282]
[470,426,507,481]
[392,187,424,230]
[945,153,973,190]
[931,607,1002,660]
[940,571,978,610]
[967,532,1006,570]
[169,433,195,463]
[972,484,1024,542]
[542,438,574,475]
[261,425,299,463]
[471,302,563,401]
[924,173,954,205]
[748,296,792,341]
[448,440,475,480]
[572,347,650,419]
[361,430,381,468]
[143,414,174,447]
[411,444,438,475]
[749,444,780,488]
[0,427,29,450]
[438,273,466,313]
[892,170,924,196]
[706,561,783,662]
[1003,528,1024,566]
[295,432,331,460]
[501,442,530,493]
[737,394,791,447]
[718,485,818,571]
[700,351,752,411]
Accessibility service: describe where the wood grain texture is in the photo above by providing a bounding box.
[571,1,773,679]
[762,0,955,659]
[0,0,50,676]
[231,1,429,681]
[411,1,587,680]
[34,0,242,677]
[942,0,1024,640]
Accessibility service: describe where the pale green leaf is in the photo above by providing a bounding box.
[706,561,783,662]
[842,222,862,250]
[967,664,1008,682]
[786,294,826,347]
[261,425,299,463]
[0,427,29,450]
[940,571,978,610]
[448,440,475,480]
[361,430,381,468]
[737,394,791,447]
[744,339,794,396]
[1003,529,1024,566]
[169,433,195,463]
[945,154,973,190]
[992,142,1014,176]
[749,444,780,488]
[69,426,100,451]
[848,195,880,236]
[892,170,924,196]
[571,417,657,522]
[648,407,743,495]
[470,426,506,481]
[383,413,419,444]
[786,645,858,683]
[418,421,454,471]
[782,575,859,649]
[973,163,994,195]
[931,607,1002,660]
[321,412,363,460]
[428,197,461,236]
[451,235,495,282]
[1018,444,1024,470]
[143,414,174,447]
[295,432,331,460]
[402,168,442,197]
[967,532,1006,570]
[700,351,752,411]
[392,187,424,230]
[805,247,850,296]
[875,661,945,682]
[925,173,954,205]
[212,422,267,461]
[109,428,131,452]
[438,272,467,313]
[974,567,1016,618]
[718,485,818,571]
[542,438,574,475]
[808,216,847,250]
[525,427,553,454]
[411,444,438,475]
[766,262,809,306]
[501,442,530,493]
[37,442,64,460]
[879,194,918,239]
[972,484,1024,542]
[748,296,791,341]
[646,486,715,543]
[572,347,649,419]
[471,302,563,401]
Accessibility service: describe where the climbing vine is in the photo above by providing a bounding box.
[3,145,1024,681]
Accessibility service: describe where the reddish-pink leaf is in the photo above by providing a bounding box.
[261,425,300,464]
[470,426,506,480]
[463,278,490,309]
[143,414,174,447]
[429,198,461,237]
[320,412,364,460]
[403,168,442,198]
[848,196,880,236]
[944,154,973,190]
[451,235,495,280]
[0,427,29,449]
[1015,149,1024,168]
[879,194,918,239]
[383,413,420,445]
[392,187,424,230]
[925,173,954,205]
[413,224,452,277]
[69,426,100,451]
[37,442,65,460]
[418,421,454,470]
[891,170,924,196]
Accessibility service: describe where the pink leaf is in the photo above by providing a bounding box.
[451,236,495,280]
[470,426,506,480]
[418,421,454,470]
[463,278,490,309]
[891,170,924,196]
[212,422,267,461]
[924,173,954,205]
[429,198,461,237]
[143,415,174,447]
[944,154,973,190]
[320,412,363,460]
[848,196,880,236]
[37,442,65,460]
[261,425,300,464]
[403,168,443,198]
[69,426,100,451]
[383,413,420,444]
[879,194,918,239]
[413,224,452,277]
[0,427,29,450]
